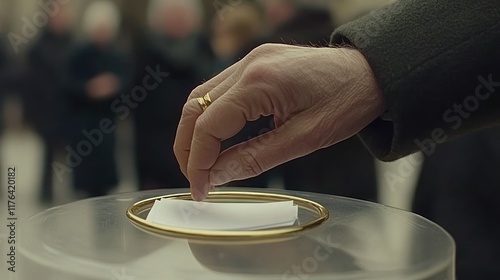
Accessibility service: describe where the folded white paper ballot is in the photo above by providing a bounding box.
[146,199,298,231]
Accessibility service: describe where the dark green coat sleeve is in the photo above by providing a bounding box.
[331,0,500,161]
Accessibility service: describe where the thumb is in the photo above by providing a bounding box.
[209,115,320,185]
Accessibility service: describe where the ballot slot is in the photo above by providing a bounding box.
[126,191,329,240]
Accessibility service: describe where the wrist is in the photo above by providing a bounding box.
[341,47,385,117]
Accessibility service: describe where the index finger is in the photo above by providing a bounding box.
[187,85,274,201]
[173,63,240,178]
[187,99,248,200]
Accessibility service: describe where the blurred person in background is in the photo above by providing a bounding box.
[132,0,213,190]
[330,0,395,26]
[0,31,7,132]
[22,2,75,203]
[1,17,26,180]
[260,0,295,30]
[0,29,6,194]
[412,129,500,278]
[0,28,7,184]
[63,1,130,197]
[210,0,264,73]
[0,21,22,132]
[263,0,333,46]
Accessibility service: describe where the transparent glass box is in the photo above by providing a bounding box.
[19,188,455,280]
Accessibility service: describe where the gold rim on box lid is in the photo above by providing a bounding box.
[126,191,329,240]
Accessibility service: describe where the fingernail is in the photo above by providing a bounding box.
[191,193,205,201]
[191,189,205,201]
[191,183,210,201]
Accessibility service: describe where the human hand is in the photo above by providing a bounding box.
[174,44,385,201]
[86,72,119,99]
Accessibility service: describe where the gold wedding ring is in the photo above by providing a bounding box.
[196,92,212,112]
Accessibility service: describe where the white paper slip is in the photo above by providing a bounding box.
[146,199,298,231]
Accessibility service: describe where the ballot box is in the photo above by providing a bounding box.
[19,188,455,280]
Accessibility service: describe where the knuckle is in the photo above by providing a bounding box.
[173,140,182,159]
[193,116,210,135]
[246,43,277,60]
[181,99,200,116]
[188,84,205,100]
[240,62,277,87]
